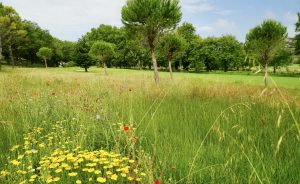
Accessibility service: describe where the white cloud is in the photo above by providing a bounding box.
[214,10,237,16]
[197,26,215,33]
[213,19,237,31]
[196,19,238,37]
[287,25,296,37]
[264,10,276,19]
[2,0,127,41]
[182,1,214,13]
[284,12,298,23]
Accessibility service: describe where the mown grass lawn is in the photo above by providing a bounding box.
[0,67,299,183]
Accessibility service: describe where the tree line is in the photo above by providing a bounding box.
[0,1,299,85]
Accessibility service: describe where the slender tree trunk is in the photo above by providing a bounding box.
[264,63,268,88]
[44,58,48,68]
[103,62,108,75]
[138,60,142,70]
[273,65,276,73]
[8,38,15,68]
[150,46,159,84]
[168,52,173,80]
[85,67,88,72]
[168,61,173,80]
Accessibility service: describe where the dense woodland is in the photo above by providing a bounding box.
[0,2,299,74]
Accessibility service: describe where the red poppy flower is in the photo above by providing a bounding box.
[123,125,130,132]
[153,181,161,184]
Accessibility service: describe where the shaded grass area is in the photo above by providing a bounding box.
[0,68,300,183]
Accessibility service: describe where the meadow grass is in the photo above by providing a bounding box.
[0,67,300,183]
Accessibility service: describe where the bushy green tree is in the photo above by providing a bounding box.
[198,37,219,71]
[0,3,27,68]
[88,41,115,75]
[157,33,186,79]
[60,41,75,63]
[49,39,75,66]
[85,24,122,46]
[176,22,199,70]
[36,47,52,68]
[218,35,245,72]
[18,20,53,66]
[73,37,94,72]
[270,48,293,73]
[245,20,287,87]
[122,0,182,84]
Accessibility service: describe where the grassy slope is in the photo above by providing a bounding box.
[0,67,299,183]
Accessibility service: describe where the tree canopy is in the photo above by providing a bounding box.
[36,47,52,68]
[88,41,115,75]
[0,2,297,78]
[122,0,182,83]
[245,20,287,87]
[73,37,94,72]
[157,33,186,78]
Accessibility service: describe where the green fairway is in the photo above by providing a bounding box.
[4,66,300,89]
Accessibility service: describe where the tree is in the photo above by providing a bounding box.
[17,20,53,66]
[60,41,75,63]
[122,0,182,84]
[0,3,5,70]
[0,4,26,68]
[73,37,94,72]
[198,37,219,71]
[295,13,300,55]
[36,47,52,68]
[85,24,122,46]
[176,22,200,70]
[218,35,245,72]
[245,20,287,87]
[270,48,293,73]
[88,41,115,75]
[117,32,150,69]
[177,22,197,41]
[157,33,186,79]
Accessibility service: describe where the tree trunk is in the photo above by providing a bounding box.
[264,63,268,88]
[85,67,88,72]
[224,60,228,72]
[138,60,142,70]
[168,61,173,80]
[273,65,276,73]
[8,39,15,68]
[103,62,108,75]
[44,58,48,68]
[168,52,173,80]
[150,47,159,84]
[224,66,228,72]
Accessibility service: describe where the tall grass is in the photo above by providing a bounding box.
[0,68,299,183]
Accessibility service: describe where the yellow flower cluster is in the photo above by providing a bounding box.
[5,122,146,183]
[0,170,10,178]
[36,148,145,183]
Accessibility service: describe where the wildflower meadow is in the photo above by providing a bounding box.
[0,68,299,183]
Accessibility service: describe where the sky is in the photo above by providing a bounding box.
[2,0,299,42]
